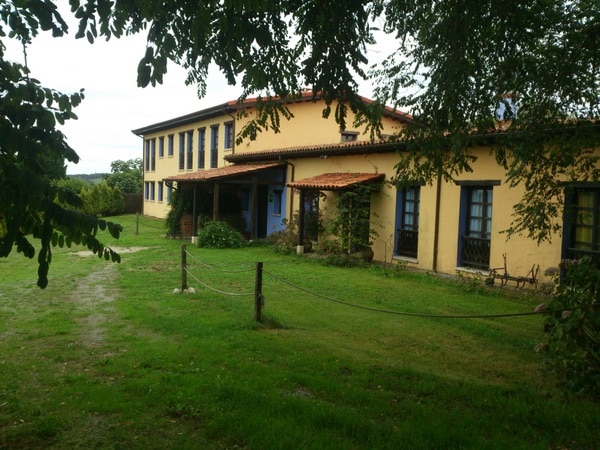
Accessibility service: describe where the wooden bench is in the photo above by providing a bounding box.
[487,254,539,288]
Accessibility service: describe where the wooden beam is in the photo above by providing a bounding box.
[297,189,306,254]
[213,183,220,221]
[250,176,258,238]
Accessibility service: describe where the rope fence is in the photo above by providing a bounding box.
[179,245,592,323]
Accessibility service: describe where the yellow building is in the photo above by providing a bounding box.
[131,92,409,237]
[133,93,598,285]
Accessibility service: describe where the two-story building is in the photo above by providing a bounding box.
[133,92,600,284]
[132,92,410,239]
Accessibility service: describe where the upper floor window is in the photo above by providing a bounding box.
[144,140,150,172]
[224,122,234,149]
[186,130,194,170]
[210,125,219,168]
[167,134,174,157]
[150,138,156,171]
[158,136,164,158]
[341,131,358,142]
[178,132,185,170]
[198,127,206,169]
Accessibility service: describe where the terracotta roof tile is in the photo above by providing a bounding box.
[225,139,403,163]
[163,162,286,182]
[287,172,385,191]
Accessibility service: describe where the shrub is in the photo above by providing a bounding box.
[537,257,600,396]
[79,181,124,216]
[197,221,244,249]
[269,213,313,254]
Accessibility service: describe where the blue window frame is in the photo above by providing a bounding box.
[158,136,164,158]
[395,187,420,258]
[167,134,174,157]
[198,127,206,169]
[562,187,600,267]
[224,122,234,149]
[186,130,194,170]
[458,185,494,270]
[178,132,185,170]
[210,125,219,168]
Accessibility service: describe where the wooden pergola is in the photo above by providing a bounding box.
[287,172,385,253]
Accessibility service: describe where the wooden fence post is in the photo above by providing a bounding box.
[182,244,188,291]
[254,262,264,322]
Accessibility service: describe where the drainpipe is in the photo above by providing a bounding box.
[432,173,442,272]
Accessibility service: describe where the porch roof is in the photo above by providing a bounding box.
[287,172,385,191]
[163,162,286,183]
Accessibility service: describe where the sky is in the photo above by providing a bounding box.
[3,9,396,175]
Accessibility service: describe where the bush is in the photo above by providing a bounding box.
[536,257,600,397]
[268,213,312,254]
[197,221,245,249]
[79,181,124,216]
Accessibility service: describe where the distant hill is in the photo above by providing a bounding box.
[68,173,108,184]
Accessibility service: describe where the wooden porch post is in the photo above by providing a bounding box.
[297,189,306,254]
[213,183,220,221]
[192,185,197,237]
[250,176,258,239]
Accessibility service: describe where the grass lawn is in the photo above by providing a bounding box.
[0,214,598,449]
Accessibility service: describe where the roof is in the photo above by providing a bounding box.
[163,162,286,183]
[287,172,385,191]
[225,139,406,163]
[132,91,411,136]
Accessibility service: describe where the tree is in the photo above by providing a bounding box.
[1,1,599,287]
[104,158,143,194]
[371,0,600,243]
[0,0,122,288]
[72,0,600,241]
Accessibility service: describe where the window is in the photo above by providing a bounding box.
[167,134,174,157]
[186,130,194,170]
[158,136,164,158]
[150,138,156,171]
[341,131,358,142]
[273,190,282,216]
[157,181,164,202]
[167,184,172,204]
[144,140,150,172]
[224,122,234,149]
[178,132,185,170]
[144,181,156,201]
[563,188,600,266]
[210,125,219,168]
[395,187,420,258]
[459,186,493,270]
[197,127,206,169]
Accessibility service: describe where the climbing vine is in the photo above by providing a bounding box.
[327,183,381,255]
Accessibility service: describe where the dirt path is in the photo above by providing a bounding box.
[68,246,146,352]
[69,263,119,350]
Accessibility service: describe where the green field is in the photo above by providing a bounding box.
[0,215,598,449]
